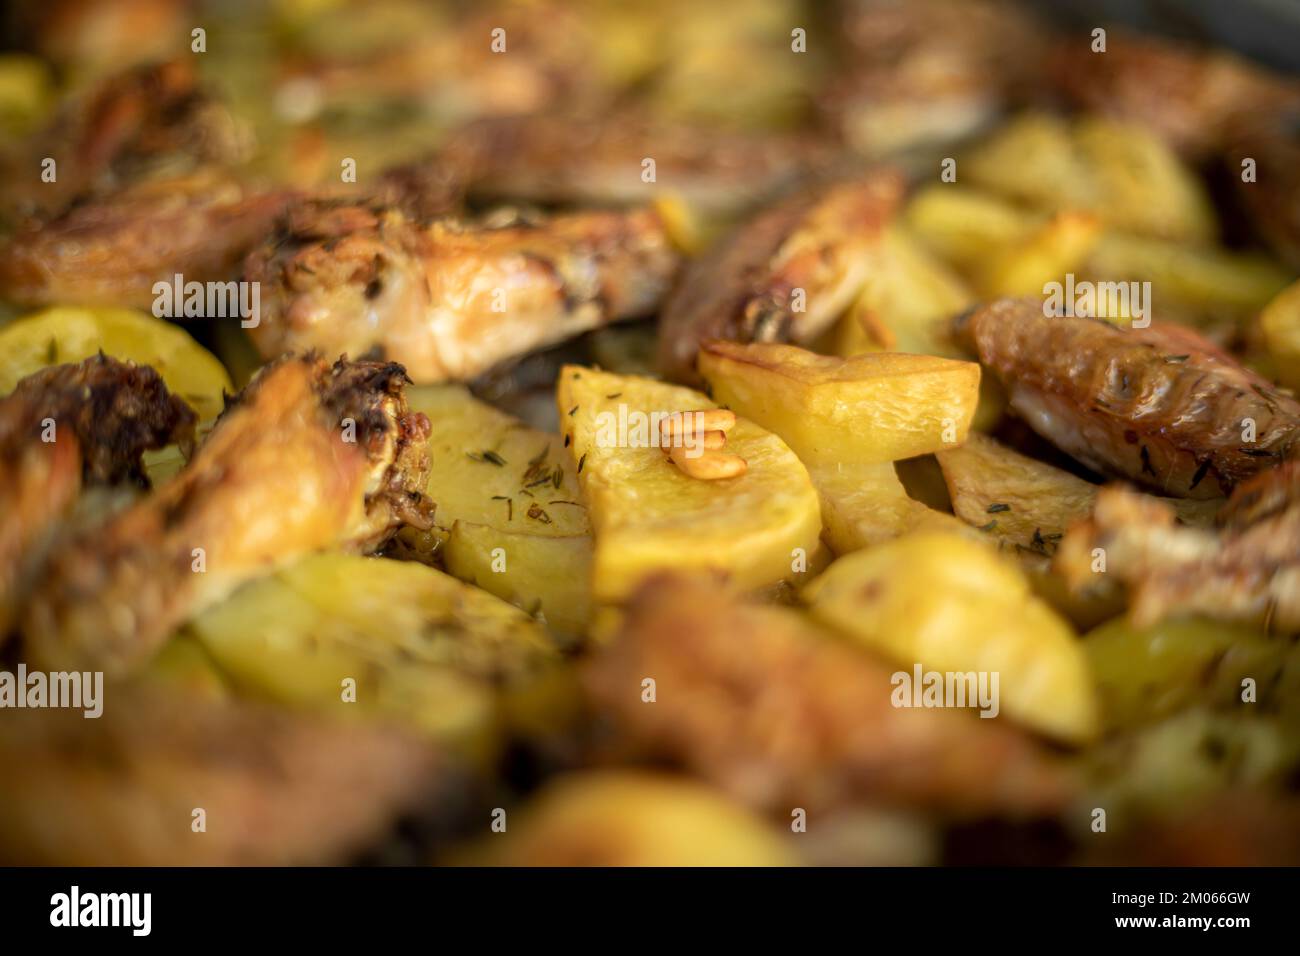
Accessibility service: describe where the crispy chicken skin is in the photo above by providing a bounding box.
[244,199,679,383]
[657,172,903,385]
[1,60,251,221]
[0,355,195,639]
[959,297,1300,499]
[436,111,836,215]
[22,355,435,676]
[1057,463,1300,632]
[0,169,292,310]
[585,576,1070,820]
[0,683,442,865]
[1050,31,1300,159]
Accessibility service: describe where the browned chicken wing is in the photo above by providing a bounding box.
[244,199,678,383]
[0,682,443,865]
[437,111,837,216]
[657,171,903,384]
[586,576,1070,820]
[1050,30,1300,159]
[22,355,434,676]
[822,0,1048,156]
[1,59,251,221]
[1057,462,1300,632]
[0,355,195,640]
[0,168,292,310]
[959,297,1300,498]
[1225,107,1300,272]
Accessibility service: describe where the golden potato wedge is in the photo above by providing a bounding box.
[698,340,980,467]
[828,226,975,359]
[1088,233,1292,317]
[963,113,1217,243]
[557,365,821,602]
[1259,279,1300,390]
[442,520,592,639]
[904,185,1040,272]
[937,434,1223,560]
[812,458,975,554]
[803,531,1098,744]
[1084,617,1289,732]
[976,210,1102,298]
[461,771,797,867]
[188,553,567,762]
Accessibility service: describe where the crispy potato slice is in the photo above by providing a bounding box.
[698,340,980,467]
[585,575,1070,818]
[1260,279,1300,391]
[188,553,567,762]
[556,365,820,602]
[1083,617,1289,732]
[402,385,594,629]
[443,521,592,639]
[803,532,1098,744]
[461,771,797,866]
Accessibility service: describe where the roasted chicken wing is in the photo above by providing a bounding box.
[22,355,434,675]
[244,199,678,383]
[959,297,1300,498]
[657,172,903,384]
[0,354,195,639]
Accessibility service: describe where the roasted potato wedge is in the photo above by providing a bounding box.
[187,553,569,762]
[962,113,1217,243]
[937,434,1223,559]
[1259,279,1300,391]
[828,226,975,359]
[976,210,1101,298]
[904,185,1040,272]
[1083,617,1291,732]
[803,532,1099,744]
[460,771,797,867]
[698,340,980,467]
[556,365,821,602]
[812,458,974,554]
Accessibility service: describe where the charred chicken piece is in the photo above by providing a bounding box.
[244,199,678,383]
[0,354,195,640]
[1,59,252,222]
[657,172,903,385]
[0,168,292,310]
[1056,462,1300,632]
[586,576,1070,820]
[822,0,1049,157]
[1050,30,1300,160]
[22,355,435,676]
[0,682,443,865]
[436,111,837,217]
[958,298,1300,499]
